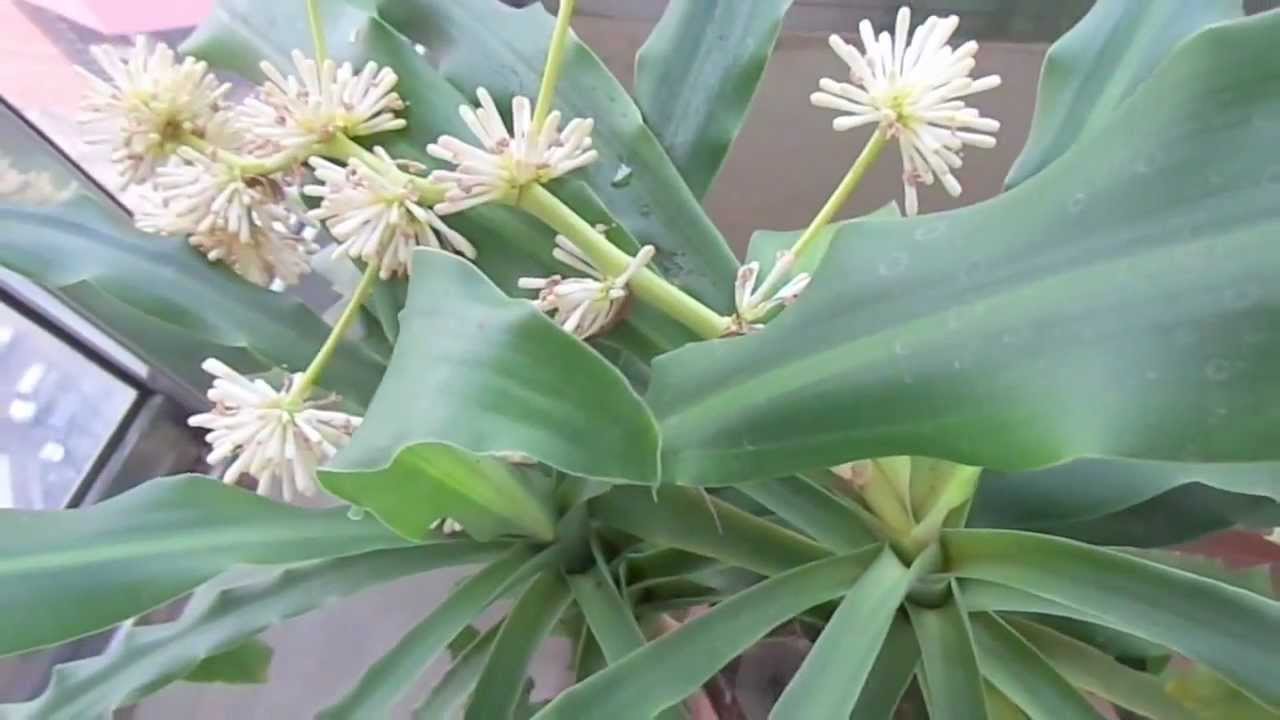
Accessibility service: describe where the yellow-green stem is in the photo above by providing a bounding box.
[789,127,888,261]
[533,0,578,131]
[324,134,446,203]
[179,134,301,177]
[286,260,380,405]
[518,184,732,339]
[306,0,328,62]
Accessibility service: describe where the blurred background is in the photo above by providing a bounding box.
[0,0,1277,717]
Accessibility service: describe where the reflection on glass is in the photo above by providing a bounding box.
[0,299,136,509]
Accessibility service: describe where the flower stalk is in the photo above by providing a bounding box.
[306,0,327,62]
[518,184,732,339]
[533,0,578,132]
[285,259,381,406]
[789,127,887,262]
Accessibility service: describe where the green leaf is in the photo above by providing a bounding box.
[946,529,1280,709]
[567,564,645,664]
[770,547,912,719]
[2,544,499,718]
[634,0,794,198]
[1166,663,1280,720]
[412,624,499,720]
[1006,0,1241,188]
[908,587,988,720]
[649,11,1280,485]
[970,614,1104,719]
[376,0,740,310]
[591,486,831,576]
[320,544,549,718]
[322,250,660,540]
[0,475,409,657]
[533,547,884,720]
[0,106,384,406]
[1006,618,1199,720]
[738,477,877,552]
[466,572,571,720]
[181,637,273,685]
[847,615,919,720]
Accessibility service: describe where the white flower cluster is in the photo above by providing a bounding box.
[188,358,362,502]
[305,150,474,279]
[812,7,1001,215]
[519,236,653,339]
[427,88,599,213]
[732,251,813,333]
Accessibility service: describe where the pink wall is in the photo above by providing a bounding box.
[24,0,215,33]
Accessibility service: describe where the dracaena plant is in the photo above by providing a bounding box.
[1,0,1279,718]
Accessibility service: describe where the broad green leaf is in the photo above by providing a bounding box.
[970,614,1104,720]
[848,616,919,720]
[908,587,988,720]
[1166,663,1280,720]
[412,624,499,720]
[1006,0,1241,188]
[946,529,1280,708]
[0,106,384,406]
[321,250,660,539]
[1,544,498,718]
[770,547,911,719]
[567,564,645,664]
[1007,618,1198,720]
[972,459,1280,528]
[649,12,1280,485]
[181,637,273,685]
[466,572,571,720]
[533,547,883,720]
[0,475,409,657]
[634,0,794,198]
[321,544,549,718]
[739,477,877,551]
[591,486,831,576]
[1123,549,1276,597]
[376,0,740,310]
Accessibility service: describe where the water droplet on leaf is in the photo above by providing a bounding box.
[611,164,634,188]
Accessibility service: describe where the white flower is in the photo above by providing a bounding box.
[811,7,1001,215]
[187,224,313,288]
[518,237,653,339]
[78,36,232,186]
[732,250,812,333]
[188,358,362,502]
[239,51,407,150]
[303,150,475,278]
[426,88,599,214]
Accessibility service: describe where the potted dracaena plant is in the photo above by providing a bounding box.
[0,0,1278,718]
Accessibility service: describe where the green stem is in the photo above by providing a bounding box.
[324,134,445,203]
[789,127,888,261]
[286,260,380,405]
[306,0,328,62]
[518,184,732,339]
[533,0,578,131]
[179,134,302,177]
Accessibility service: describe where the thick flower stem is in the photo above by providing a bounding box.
[533,0,578,131]
[789,127,889,261]
[518,184,732,339]
[323,134,445,202]
[306,0,328,62]
[286,260,380,406]
[178,133,303,177]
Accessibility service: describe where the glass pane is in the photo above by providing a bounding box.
[0,296,137,509]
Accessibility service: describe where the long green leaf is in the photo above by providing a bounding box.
[591,486,831,576]
[1166,663,1280,720]
[0,105,384,406]
[848,616,919,720]
[907,587,988,720]
[567,565,644,664]
[412,624,499,720]
[2,544,499,718]
[181,637,273,685]
[634,0,793,198]
[321,250,659,540]
[739,477,878,552]
[1007,618,1199,720]
[376,0,739,310]
[649,11,1280,485]
[0,475,409,657]
[970,614,1104,720]
[946,529,1280,708]
[320,544,548,718]
[1006,0,1241,188]
[770,547,911,719]
[466,572,571,720]
[534,548,884,720]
